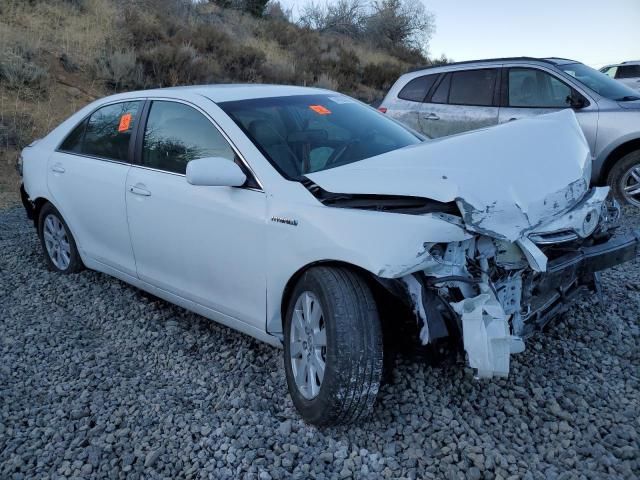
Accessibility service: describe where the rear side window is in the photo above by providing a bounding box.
[397,75,438,102]
[82,101,141,161]
[59,120,86,153]
[448,69,497,106]
[601,66,617,78]
[617,65,640,79]
[430,73,451,103]
[142,101,235,175]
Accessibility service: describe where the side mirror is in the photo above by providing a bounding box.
[567,92,587,109]
[186,157,247,187]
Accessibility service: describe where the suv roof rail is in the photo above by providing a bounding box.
[407,56,571,73]
[621,60,640,64]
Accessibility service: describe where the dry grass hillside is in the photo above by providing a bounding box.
[0,0,438,208]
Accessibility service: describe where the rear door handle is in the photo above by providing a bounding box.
[129,185,151,197]
[51,164,65,174]
[424,113,440,120]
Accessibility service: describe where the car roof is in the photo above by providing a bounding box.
[603,60,640,68]
[407,56,579,73]
[97,84,333,104]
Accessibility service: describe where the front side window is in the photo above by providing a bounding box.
[219,94,420,179]
[82,101,141,161]
[398,74,438,102]
[600,66,617,78]
[508,68,572,108]
[448,69,497,106]
[142,101,235,174]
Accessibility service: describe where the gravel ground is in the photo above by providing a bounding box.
[1,205,639,480]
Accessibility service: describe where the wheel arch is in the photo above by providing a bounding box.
[598,138,640,186]
[275,259,408,338]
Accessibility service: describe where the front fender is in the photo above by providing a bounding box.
[265,201,471,335]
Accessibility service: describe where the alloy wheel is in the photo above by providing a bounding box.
[43,214,71,270]
[289,291,327,400]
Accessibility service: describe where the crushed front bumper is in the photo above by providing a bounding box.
[520,229,640,337]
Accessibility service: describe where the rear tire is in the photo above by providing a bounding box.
[283,266,383,426]
[607,150,640,207]
[38,203,84,273]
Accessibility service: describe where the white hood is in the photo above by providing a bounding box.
[306,109,592,241]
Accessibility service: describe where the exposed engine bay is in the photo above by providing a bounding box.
[397,188,636,378]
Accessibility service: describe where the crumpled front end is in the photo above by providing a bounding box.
[400,188,638,378]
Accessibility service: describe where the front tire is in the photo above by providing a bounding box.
[607,150,640,207]
[283,266,383,426]
[38,203,84,273]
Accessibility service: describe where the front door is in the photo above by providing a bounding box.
[125,100,267,327]
[497,66,599,152]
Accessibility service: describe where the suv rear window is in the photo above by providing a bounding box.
[397,75,438,102]
[448,69,497,106]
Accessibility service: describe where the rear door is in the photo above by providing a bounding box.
[385,73,439,134]
[419,68,500,138]
[47,100,142,277]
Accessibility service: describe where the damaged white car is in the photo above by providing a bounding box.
[18,86,639,426]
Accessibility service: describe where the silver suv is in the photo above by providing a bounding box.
[379,57,640,206]
[600,61,640,92]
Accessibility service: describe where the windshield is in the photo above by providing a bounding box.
[218,94,421,179]
[559,63,640,101]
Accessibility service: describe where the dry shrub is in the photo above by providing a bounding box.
[94,50,145,90]
[0,112,36,150]
[0,48,49,94]
[314,73,339,91]
[138,44,220,87]
[362,61,403,90]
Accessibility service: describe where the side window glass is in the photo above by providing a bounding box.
[430,73,451,104]
[602,66,617,78]
[617,65,640,79]
[142,101,235,175]
[397,75,438,102]
[449,69,497,106]
[82,101,141,161]
[59,119,86,153]
[508,68,571,108]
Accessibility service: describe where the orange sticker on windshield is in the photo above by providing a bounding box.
[309,105,331,115]
[118,113,132,132]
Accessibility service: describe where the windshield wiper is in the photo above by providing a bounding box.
[616,96,640,101]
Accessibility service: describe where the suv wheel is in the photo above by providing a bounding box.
[283,266,383,426]
[607,150,640,207]
[38,203,84,273]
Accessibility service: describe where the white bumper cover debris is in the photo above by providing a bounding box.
[452,294,525,378]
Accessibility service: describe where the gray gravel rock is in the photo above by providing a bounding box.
[1,205,639,479]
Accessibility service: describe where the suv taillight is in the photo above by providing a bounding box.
[377,107,387,113]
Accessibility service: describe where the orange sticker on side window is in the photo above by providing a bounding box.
[309,105,331,115]
[118,113,132,132]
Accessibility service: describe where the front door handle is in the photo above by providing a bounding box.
[129,185,151,197]
[51,164,65,174]
[424,113,440,120]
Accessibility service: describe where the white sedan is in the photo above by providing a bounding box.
[19,85,638,425]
